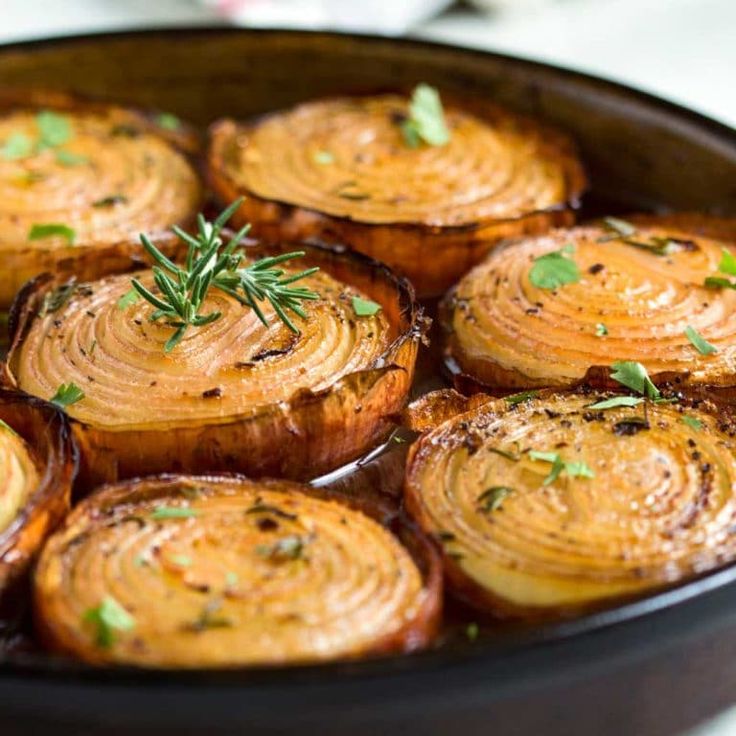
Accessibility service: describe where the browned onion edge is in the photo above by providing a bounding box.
[34,472,442,668]
[403,386,736,621]
[0,387,77,613]
[3,238,428,489]
[440,216,736,395]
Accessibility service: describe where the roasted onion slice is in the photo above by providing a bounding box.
[0,89,202,309]
[207,93,586,296]
[5,241,424,490]
[0,389,75,606]
[405,389,736,619]
[34,474,441,667]
[443,216,736,392]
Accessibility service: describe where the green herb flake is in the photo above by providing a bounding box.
[55,150,88,166]
[595,323,608,337]
[685,325,717,356]
[610,361,661,400]
[529,451,594,486]
[29,223,76,245]
[40,279,77,316]
[477,486,513,513]
[351,296,382,317]
[50,382,84,408]
[682,415,703,431]
[466,622,479,642]
[83,596,135,648]
[117,288,140,310]
[587,396,644,410]
[600,217,637,240]
[156,112,181,131]
[36,110,72,149]
[719,248,736,276]
[1,132,33,160]
[170,554,192,567]
[400,84,450,148]
[255,535,304,561]
[505,390,539,406]
[313,150,334,165]
[225,572,239,587]
[150,506,200,521]
[529,246,580,290]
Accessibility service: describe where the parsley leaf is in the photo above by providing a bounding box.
[529,246,580,290]
[400,84,450,148]
[505,390,539,406]
[352,296,381,317]
[50,382,84,408]
[682,415,703,431]
[55,150,88,166]
[610,361,661,400]
[685,325,718,355]
[29,223,76,245]
[313,150,334,165]
[529,450,594,486]
[477,486,513,512]
[150,506,199,520]
[595,323,608,337]
[0,132,33,160]
[117,288,140,310]
[156,112,181,131]
[36,110,71,149]
[587,396,644,410]
[83,596,135,648]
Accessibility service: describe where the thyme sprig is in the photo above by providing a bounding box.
[132,198,320,352]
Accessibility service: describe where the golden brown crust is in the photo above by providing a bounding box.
[404,388,736,620]
[0,388,76,609]
[206,93,586,296]
[0,88,202,309]
[34,474,441,668]
[5,240,426,491]
[442,216,736,393]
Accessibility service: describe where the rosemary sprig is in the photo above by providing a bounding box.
[132,198,320,352]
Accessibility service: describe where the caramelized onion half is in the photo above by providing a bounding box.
[443,217,736,392]
[5,241,424,490]
[0,389,76,606]
[405,389,736,619]
[0,89,202,309]
[34,474,441,667]
[207,94,585,296]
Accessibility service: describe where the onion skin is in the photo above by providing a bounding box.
[33,474,441,668]
[206,94,586,297]
[405,389,736,620]
[0,389,76,610]
[443,216,736,393]
[5,240,425,492]
[0,88,202,309]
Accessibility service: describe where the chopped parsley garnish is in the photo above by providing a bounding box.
[83,596,135,648]
[685,325,717,355]
[313,150,334,165]
[351,296,382,317]
[156,112,181,131]
[400,84,450,148]
[529,451,594,486]
[29,223,76,245]
[682,415,703,431]
[610,361,661,400]
[528,245,580,290]
[477,486,513,512]
[50,382,84,408]
[117,288,140,310]
[0,132,33,160]
[505,390,539,406]
[150,506,200,520]
[595,323,608,337]
[587,396,644,410]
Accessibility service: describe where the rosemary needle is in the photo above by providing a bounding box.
[132,198,320,352]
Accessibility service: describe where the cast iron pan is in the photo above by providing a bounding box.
[0,27,735,736]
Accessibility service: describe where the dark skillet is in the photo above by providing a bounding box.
[0,27,735,736]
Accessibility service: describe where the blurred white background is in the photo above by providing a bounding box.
[2,0,735,127]
[1,1,735,734]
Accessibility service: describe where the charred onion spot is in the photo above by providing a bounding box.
[34,476,438,667]
[445,218,736,390]
[405,391,736,619]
